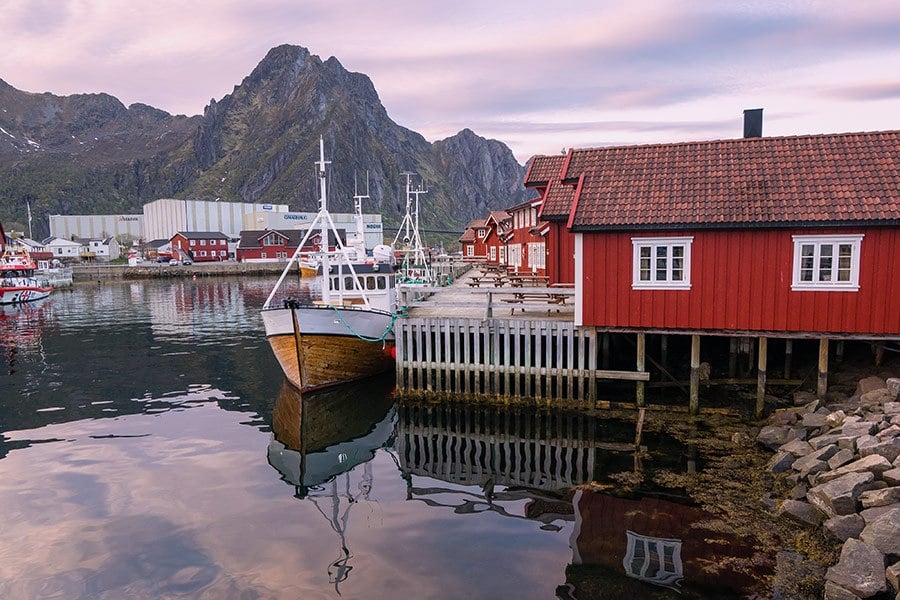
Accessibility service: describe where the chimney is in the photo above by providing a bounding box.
[743,108,763,138]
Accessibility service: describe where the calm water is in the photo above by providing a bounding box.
[0,279,765,599]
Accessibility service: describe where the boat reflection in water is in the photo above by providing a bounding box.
[267,375,396,593]
[0,297,54,375]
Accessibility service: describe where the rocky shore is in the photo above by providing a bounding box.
[758,376,900,599]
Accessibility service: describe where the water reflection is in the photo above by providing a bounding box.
[0,297,55,375]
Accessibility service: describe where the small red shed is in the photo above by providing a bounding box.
[170,231,229,262]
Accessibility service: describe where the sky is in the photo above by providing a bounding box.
[2,0,900,163]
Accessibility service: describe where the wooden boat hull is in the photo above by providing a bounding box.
[262,306,396,392]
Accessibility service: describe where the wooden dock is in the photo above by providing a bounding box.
[395,269,648,407]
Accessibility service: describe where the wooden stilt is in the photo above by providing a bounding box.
[818,338,829,399]
[756,337,768,418]
[636,333,646,407]
[689,335,700,415]
[728,337,737,378]
[784,339,793,379]
[835,340,845,364]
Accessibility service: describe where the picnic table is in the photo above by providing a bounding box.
[507,274,550,287]
[500,289,570,314]
[467,274,508,287]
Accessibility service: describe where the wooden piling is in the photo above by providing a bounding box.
[756,336,767,418]
[636,333,646,407]
[689,334,700,415]
[818,338,829,399]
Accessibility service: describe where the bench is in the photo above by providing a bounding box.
[500,292,569,314]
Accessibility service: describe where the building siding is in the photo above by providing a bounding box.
[580,227,900,335]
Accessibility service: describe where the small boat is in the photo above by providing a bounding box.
[393,172,437,286]
[261,138,399,392]
[0,222,52,305]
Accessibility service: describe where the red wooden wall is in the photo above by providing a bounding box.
[547,222,576,285]
[580,227,900,335]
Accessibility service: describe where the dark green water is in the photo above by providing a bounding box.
[0,278,764,599]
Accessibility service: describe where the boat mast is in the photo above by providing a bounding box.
[316,138,332,305]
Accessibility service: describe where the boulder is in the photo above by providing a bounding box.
[770,409,800,426]
[780,438,814,457]
[860,439,900,464]
[829,449,856,470]
[824,581,863,600]
[824,513,866,542]
[825,538,887,598]
[758,425,792,450]
[857,376,887,396]
[816,455,894,484]
[803,412,829,428]
[887,561,900,594]
[794,390,818,406]
[810,434,851,450]
[844,422,877,437]
[859,508,900,555]
[860,389,890,407]
[768,451,796,474]
[885,400,900,414]
[860,504,900,524]
[883,468,900,486]
[878,425,900,440]
[778,499,824,527]
[886,378,900,401]
[809,471,875,517]
[790,482,809,500]
[860,487,900,509]
[794,445,841,473]
[826,410,848,429]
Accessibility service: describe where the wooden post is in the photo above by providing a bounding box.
[835,340,845,364]
[784,339,793,380]
[635,333,646,407]
[817,338,829,399]
[689,335,700,415]
[756,337,768,418]
[728,337,737,378]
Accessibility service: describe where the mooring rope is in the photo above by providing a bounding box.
[328,304,399,343]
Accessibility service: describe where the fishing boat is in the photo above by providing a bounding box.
[261,138,400,392]
[0,222,52,305]
[393,172,436,286]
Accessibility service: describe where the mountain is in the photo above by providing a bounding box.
[0,45,527,239]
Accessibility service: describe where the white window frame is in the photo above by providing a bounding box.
[466,245,474,257]
[508,244,521,268]
[791,234,863,291]
[489,246,496,261]
[478,229,486,239]
[631,236,693,290]
[527,242,545,269]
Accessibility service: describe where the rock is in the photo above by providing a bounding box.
[829,449,856,470]
[885,400,900,414]
[824,513,866,542]
[826,410,848,428]
[790,482,809,500]
[860,389,890,407]
[857,376,887,396]
[859,508,900,555]
[809,434,852,450]
[860,487,900,509]
[731,431,751,445]
[794,390,818,406]
[770,409,799,426]
[878,425,900,439]
[844,421,877,437]
[816,455,894,484]
[838,436,860,451]
[886,379,900,401]
[860,439,900,464]
[768,451,796,474]
[809,471,875,517]
[825,538,887,598]
[860,504,900,523]
[887,561,900,594]
[883,468,900,486]
[794,445,841,473]
[778,499,825,527]
[758,425,792,450]
[780,438,814,457]
[824,580,864,600]
[803,412,829,428]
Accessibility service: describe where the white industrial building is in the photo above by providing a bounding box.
[143,199,290,242]
[49,214,144,241]
[244,210,384,250]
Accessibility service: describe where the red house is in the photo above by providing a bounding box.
[500,198,547,274]
[459,218,488,260]
[170,231,229,262]
[525,154,576,284]
[544,130,900,337]
[482,210,511,265]
[236,228,345,262]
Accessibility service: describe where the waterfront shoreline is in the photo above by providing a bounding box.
[71,261,286,281]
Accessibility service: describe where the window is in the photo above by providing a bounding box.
[262,233,284,246]
[792,234,862,291]
[261,252,267,259]
[199,250,206,257]
[499,246,506,264]
[220,250,227,257]
[478,229,486,239]
[466,245,474,257]
[200,239,206,246]
[489,246,496,261]
[632,237,692,289]
[527,242,545,269]
[189,239,195,246]
[508,244,522,268]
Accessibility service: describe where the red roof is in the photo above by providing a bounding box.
[530,130,900,230]
[565,130,900,230]
[524,155,566,186]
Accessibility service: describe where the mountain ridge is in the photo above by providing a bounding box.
[0,44,527,239]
